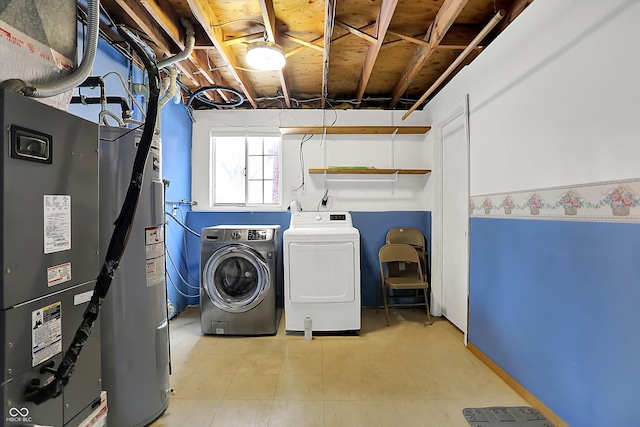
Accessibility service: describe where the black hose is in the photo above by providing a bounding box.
[185,85,245,109]
[23,25,160,405]
[70,96,133,119]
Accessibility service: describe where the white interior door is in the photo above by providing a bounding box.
[433,96,470,339]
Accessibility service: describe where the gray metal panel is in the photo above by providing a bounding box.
[0,89,100,309]
[62,284,102,425]
[1,282,100,427]
[98,126,169,427]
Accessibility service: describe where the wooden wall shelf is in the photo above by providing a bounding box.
[309,168,431,174]
[280,126,431,135]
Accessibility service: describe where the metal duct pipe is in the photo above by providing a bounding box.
[157,17,195,69]
[1,0,101,98]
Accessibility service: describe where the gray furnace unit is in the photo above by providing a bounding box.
[98,126,170,427]
[0,89,102,426]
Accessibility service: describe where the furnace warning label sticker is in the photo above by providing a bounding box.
[47,262,71,287]
[44,195,71,254]
[145,226,165,287]
[32,302,62,367]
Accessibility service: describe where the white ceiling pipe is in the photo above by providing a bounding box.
[157,17,195,69]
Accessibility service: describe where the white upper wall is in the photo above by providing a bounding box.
[425,0,640,196]
[192,109,433,212]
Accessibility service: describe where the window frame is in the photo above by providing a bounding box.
[208,130,282,210]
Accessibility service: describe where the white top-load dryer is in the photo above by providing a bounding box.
[283,211,360,333]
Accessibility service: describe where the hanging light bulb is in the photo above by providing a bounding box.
[246,41,286,71]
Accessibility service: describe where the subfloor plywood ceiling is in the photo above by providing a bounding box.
[97,0,533,110]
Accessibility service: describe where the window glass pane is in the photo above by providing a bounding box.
[247,137,263,155]
[247,181,263,204]
[264,137,279,155]
[263,156,278,180]
[247,156,263,179]
[263,180,278,204]
[214,137,245,204]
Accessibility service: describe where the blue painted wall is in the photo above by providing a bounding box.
[186,211,431,307]
[469,218,640,427]
[161,101,193,312]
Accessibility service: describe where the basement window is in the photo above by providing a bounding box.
[210,133,281,207]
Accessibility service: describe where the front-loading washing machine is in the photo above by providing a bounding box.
[200,225,280,335]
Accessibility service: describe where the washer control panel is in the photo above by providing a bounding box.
[248,229,268,240]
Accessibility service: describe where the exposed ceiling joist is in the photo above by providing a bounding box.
[282,34,325,52]
[321,0,337,108]
[259,0,291,108]
[137,0,232,101]
[114,0,174,54]
[387,30,483,50]
[97,0,526,111]
[192,50,232,102]
[403,10,505,119]
[140,0,184,49]
[222,32,264,46]
[355,0,399,103]
[335,21,377,44]
[112,0,215,101]
[389,0,469,108]
[285,22,376,59]
[187,0,258,108]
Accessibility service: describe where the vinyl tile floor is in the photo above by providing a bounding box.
[150,308,527,427]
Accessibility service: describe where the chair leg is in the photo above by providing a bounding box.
[423,288,432,325]
[376,279,382,313]
[382,285,391,326]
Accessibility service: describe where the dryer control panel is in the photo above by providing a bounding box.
[289,211,353,228]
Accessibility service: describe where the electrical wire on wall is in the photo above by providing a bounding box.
[24,24,160,405]
[292,133,313,192]
[164,209,201,292]
[165,248,199,290]
[166,206,200,284]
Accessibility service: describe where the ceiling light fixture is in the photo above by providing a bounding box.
[246,41,286,71]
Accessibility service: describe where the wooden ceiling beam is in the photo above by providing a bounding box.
[187,0,257,108]
[321,0,337,108]
[140,0,184,49]
[114,0,174,54]
[259,0,291,108]
[222,32,264,46]
[386,30,483,50]
[138,0,234,102]
[282,34,325,52]
[389,0,469,108]
[112,0,203,87]
[285,23,376,59]
[355,0,399,103]
[335,21,377,44]
[403,10,505,119]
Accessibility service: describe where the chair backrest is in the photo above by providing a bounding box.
[378,243,424,281]
[386,227,425,249]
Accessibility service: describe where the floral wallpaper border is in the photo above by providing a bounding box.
[470,178,640,222]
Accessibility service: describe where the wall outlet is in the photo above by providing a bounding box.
[172,205,178,215]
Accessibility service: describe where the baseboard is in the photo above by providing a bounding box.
[467,342,568,427]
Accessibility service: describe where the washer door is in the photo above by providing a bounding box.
[203,244,270,313]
